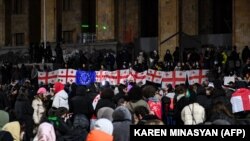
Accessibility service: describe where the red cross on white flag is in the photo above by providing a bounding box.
[161,71,187,88]
[130,69,147,85]
[188,69,208,85]
[146,69,162,84]
[95,70,109,83]
[107,69,130,85]
[57,69,76,84]
[38,70,58,85]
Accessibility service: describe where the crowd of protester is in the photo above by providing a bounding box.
[0,45,249,141]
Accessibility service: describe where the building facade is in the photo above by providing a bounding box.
[0,0,249,59]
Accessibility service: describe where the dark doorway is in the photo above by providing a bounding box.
[213,0,232,34]
[81,0,96,33]
[140,0,158,37]
[199,0,232,34]
[56,0,62,42]
[29,0,41,43]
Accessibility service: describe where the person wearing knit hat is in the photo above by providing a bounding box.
[32,87,47,131]
[52,82,69,109]
[112,106,132,141]
[86,118,113,141]
[97,107,114,121]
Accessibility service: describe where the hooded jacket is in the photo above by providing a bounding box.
[52,82,69,109]
[112,106,132,141]
[86,118,113,141]
[33,122,56,141]
[2,121,21,141]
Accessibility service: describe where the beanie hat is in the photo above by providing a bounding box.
[37,87,47,95]
[94,118,113,135]
[97,107,114,121]
[112,106,132,121]
[54,82,64,93]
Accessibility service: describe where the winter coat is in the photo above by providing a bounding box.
[33,122,56,141]
[112,106,132,141]
[52,89,69,110]
[181,103,205,125]
[86,130,113,141]
[126,99,149,113]
[69,86,94,119]
[2,121,21,141]
[32,96,46,124]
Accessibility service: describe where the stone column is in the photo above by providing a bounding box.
[0,0,5,46]
[159,0,179,59]
[182,0,198,35]
[41,0,56,43]
[233,0,250,52]
[117,0,139,44]
[96,0,115,40]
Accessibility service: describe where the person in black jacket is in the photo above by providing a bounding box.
[14,91,34,140]
[69,85,94,120]
[95,88,116,115]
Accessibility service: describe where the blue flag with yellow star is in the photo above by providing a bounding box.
[76,70,96,85]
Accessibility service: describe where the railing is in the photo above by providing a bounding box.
[78,33,96,44]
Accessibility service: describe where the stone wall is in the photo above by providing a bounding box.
[233,0,250,52]
[0,0,5,46]
[117,0,139,44]
[62,0,82,43]
[96,0,115,40]
[11,0,29,46]
[158,0,179,60]
[182,0,198,35]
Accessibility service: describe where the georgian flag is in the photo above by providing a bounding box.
[161,71,187,88]
[38,70,58,85]
[95,70,109,83]
[57,69,76,84]
[146,69,162,84]
[230,88,250,113]
[107,69,130,85]
[130,69,147,85]
[188,69,209,85]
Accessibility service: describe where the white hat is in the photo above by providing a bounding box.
[208,82,214,88]
[94,118,113,135]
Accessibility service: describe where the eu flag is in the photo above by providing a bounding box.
[76,70,96,85]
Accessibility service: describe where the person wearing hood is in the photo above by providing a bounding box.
[0,110,9,130]
[32,87,47,126]
[97,107,114,121]
[112,106,132,141]
[86,118,113,141]
[52,82,69,110]
[2,121,23,141]
[33,122,56,141]
[69,85,94,119]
